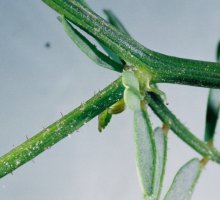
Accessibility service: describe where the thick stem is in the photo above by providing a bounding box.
[1,78,220,179]
[0,79,123,178]
[42,0,220,88]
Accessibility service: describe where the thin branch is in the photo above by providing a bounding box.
[0,79,123,178]
[146,93,220,163]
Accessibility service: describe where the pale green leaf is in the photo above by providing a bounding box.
[122,70,142,111]
[151,127,167,200]
[124,88,141,111]
[122,70,140,92]
[122,70,157,197]
[163,158,202,200]
[134,109,157,198]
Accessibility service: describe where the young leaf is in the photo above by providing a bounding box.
[108,98,125,114]
[163,158,202,200]
[205,41,220,143]
[152,127,167,200]
[98,109,112,132]
[122,70,142,111]
[122,71,139,90]
[58,16,123,72]
[133,108,157,198]
[98,99,125,132]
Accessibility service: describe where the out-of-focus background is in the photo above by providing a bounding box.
[0,0,220,199]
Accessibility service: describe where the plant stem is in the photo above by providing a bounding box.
[146,93,220,163]
[1,78,220,178]
[42,0,220,88]
[0,79,123,178]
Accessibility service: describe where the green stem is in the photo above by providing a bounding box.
[1,78,220,178]
[146,93,220,163]
[0,79,123,178]
[42,0,220,88]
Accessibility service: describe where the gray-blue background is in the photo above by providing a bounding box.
[0,0,220,199]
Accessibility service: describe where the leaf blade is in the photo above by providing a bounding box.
[205,89,220,142]
[75,0,88,7]
[103,9,130,36]
[75,0,122,64]
[205,41,220,142]
[163,158,202,200]
[152,127,167,200]
[101,9,130,63]
[133,109,156,197]
[122,70,157,197]
[58,16,123,72]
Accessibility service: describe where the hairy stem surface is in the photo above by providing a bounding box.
[42,0,220,88]
[146,93,220,163]
[0,79,123,178]
[1,78,220,178]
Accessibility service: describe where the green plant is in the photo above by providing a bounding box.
[1,0,220,199]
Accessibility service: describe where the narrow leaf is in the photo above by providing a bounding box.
[76,0,88,7]
[98,42,122,64]
[101,9,130,64]
[74,3,124,64]
[77,2,123,64]
[98,109,112,132]
[205,89,220,142]
[122,70,157,197]
[205,41,220,142]
[58,16,123,72]
[134,109,157,198]
[216,40,220,62]
[152,127,167,200]
[163,158,202,200]
[103,9,130,36]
